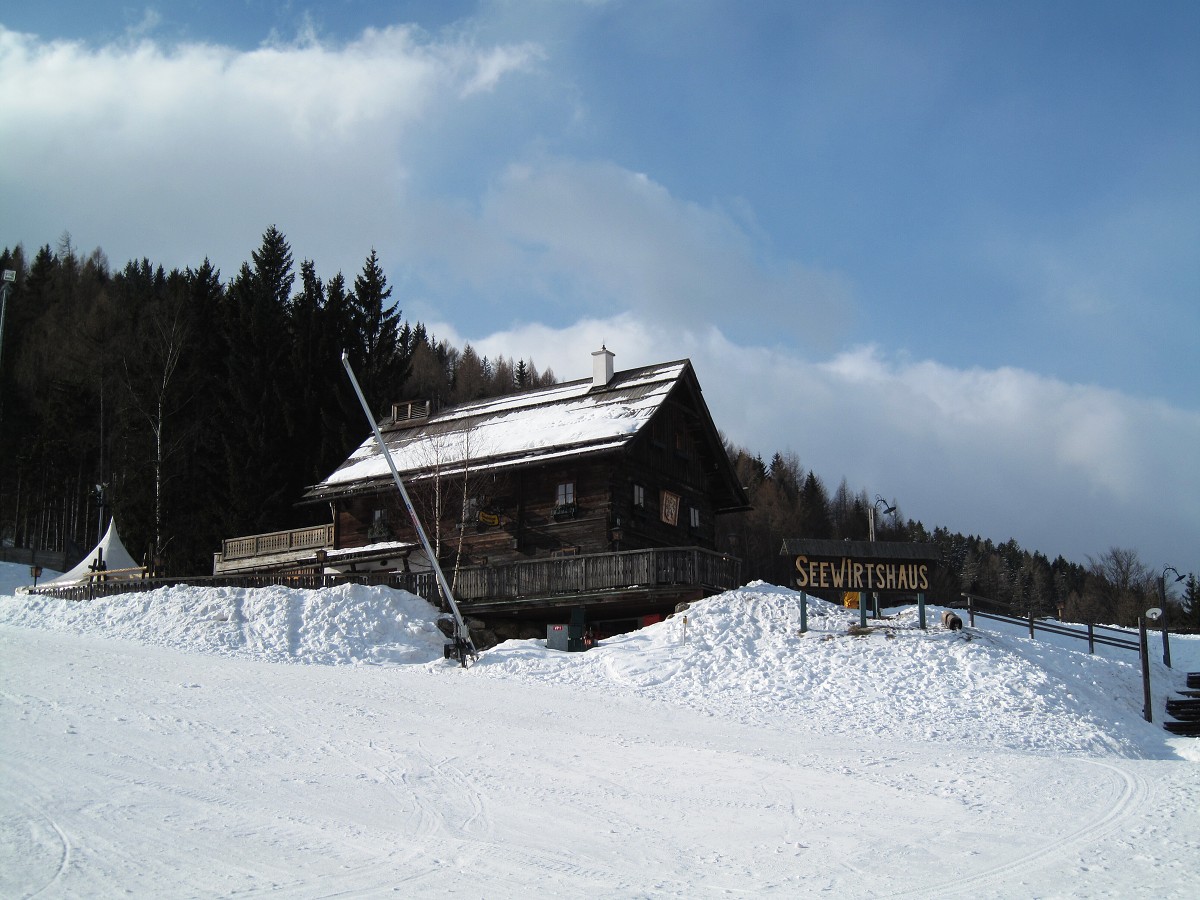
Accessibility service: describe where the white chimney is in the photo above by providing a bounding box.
[592,345,615,387]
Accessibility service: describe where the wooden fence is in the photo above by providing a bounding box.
[961,592,1140,656]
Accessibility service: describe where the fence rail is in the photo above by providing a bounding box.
[961,592,1140,656]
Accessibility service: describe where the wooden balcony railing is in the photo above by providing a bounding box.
[450,546,741,603]
[220,524,334,561]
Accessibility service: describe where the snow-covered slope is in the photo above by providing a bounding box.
[3,563,1198,897]
[2,569,1189,758]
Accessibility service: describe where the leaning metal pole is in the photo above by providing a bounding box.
[341,351,475,664]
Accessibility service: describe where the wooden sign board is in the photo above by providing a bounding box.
[780,539,941,595]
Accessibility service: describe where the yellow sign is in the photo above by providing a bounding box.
[478,511,500,526]
[843,592,860,609]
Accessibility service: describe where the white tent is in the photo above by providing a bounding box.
[44,518,141,586]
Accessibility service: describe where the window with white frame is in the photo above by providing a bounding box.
[554,481,576,517]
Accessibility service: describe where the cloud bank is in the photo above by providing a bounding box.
[3,17,1195,570]
[471,317,1199,566]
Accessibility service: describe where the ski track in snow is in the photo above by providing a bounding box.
[2,568,1198,896]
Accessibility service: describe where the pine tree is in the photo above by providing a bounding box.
[797,470,832,539]
[348,249,403,416]
[219,228,296,535]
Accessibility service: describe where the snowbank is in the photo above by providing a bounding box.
[0,576,448,666]
[2,565,1193,759]
[475,582,1186,758]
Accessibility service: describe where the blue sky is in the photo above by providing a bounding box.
[2,1,1197,572]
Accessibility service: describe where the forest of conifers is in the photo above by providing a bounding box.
[2,228,1196,629]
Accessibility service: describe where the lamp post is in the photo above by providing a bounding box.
[0,269,14,370]
[868,495,896,618]
[1159,566,1185,668]
[0,269,14,427]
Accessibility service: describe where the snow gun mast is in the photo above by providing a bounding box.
[341,351,477,667]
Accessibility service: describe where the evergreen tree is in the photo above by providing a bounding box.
[348,249,403,416]
[218,228,296,534]
[452,343,488,403]
[797,471,832,539]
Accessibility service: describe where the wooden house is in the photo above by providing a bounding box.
[213,348,749,635]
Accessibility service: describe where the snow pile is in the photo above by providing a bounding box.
[476,582,1173,758]
[1,565,1190,759]
[0,578,448,666]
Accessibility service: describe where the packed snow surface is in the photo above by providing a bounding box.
[3,562,1198,897]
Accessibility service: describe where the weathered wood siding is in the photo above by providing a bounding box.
[610,401,720,552]
[332,392,727,566]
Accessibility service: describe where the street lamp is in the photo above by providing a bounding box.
[1159,566,1185,668]
[869,495,896,542]
[868,495,896,618]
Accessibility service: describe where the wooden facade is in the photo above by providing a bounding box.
[214,352,749,630]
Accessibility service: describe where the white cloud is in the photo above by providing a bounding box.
[399,157,856,349]
[0,25,542,281]
[459,42,544,96]
[473,317,1200,567]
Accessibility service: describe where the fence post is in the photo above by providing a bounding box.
[967,595,975,628]
[1087,621,1095,654]
[1029,612,1035,640]
[1139,617,1153,723]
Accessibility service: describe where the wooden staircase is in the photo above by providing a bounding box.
[1163,672,1200,736]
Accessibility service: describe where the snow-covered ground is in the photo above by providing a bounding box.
[3,561,1198,897]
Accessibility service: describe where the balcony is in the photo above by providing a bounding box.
[214,524,334,573]
[52,544,742,620]
[447,546,742,612]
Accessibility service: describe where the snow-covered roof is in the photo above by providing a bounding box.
[306,359,695,500]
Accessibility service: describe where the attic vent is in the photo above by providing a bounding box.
[391,400,431,426]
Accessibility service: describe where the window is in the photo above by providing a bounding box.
[459,496,480,530]
[690,506,701,529]
[554,481,577,518]
[368,508,391,540]
[633,483,646,509]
